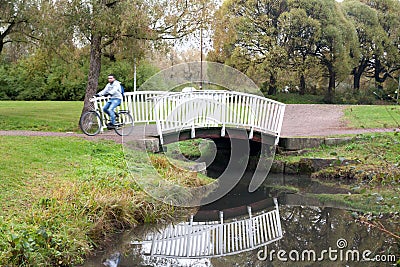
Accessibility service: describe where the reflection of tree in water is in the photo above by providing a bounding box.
[210,206,398,267]
[280,206,335,252]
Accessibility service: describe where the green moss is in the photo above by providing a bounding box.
[314,189,400,214]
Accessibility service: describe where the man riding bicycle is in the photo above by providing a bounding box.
[95,74,123,129]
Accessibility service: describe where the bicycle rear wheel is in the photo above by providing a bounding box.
[79,111,102,136]
[114,111,134,136]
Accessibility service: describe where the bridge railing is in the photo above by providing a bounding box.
[92,90,285,143]
[92,91,167,129]
[152,90,285,144]
[136,198,283,258]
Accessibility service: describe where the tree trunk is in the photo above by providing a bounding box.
[374,59,385,90]
[0,22,15,55]
[299,73,306,95]
[353,68,361,93]
[353,59,368,93]
[267,73,277,95]
[81,34,102,116]
[325,67,335,103]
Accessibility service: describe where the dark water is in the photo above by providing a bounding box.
[82,174,399,267]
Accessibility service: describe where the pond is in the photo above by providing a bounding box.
[81,174,399,267]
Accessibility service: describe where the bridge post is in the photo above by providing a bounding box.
[191,123,195,139]
[221,91,226,137]
[247,206,254,248]
[273,198,283,238]
[185,215,194,257]
[275,105,286,145]
[219,211,224,255]
[153,99,164,144]
[249,127,254,139]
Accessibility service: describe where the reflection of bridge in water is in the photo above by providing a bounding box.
[133,198,282,259]
[93,90,285,147]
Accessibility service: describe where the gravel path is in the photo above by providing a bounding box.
[280,104,396,136]
[0,105,397,140]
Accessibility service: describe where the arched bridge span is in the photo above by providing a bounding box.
[92,90,285,146]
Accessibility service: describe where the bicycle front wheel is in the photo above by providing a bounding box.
[79,111,102,136]
[114,111,134,136]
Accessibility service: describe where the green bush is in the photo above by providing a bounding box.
[267,92,325,104]
[0,52,159,100]
[0,223,86,266]
[0,51,88,101]
[334,89,376,105]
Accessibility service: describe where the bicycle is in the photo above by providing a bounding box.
[79,98,134,136]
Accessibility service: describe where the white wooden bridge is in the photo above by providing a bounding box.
[92,90,286,145]
[133,198,283,259]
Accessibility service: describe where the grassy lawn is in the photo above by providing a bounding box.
[344,105,400,129]
[0,101,83,132]
[0,136,206,266]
